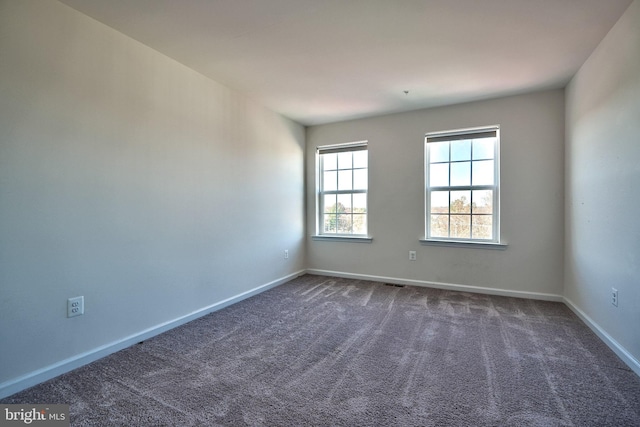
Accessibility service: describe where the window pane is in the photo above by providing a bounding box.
[472,190,493,214]
[353,169,367,190]
[430,215,449,238]
[430,191,449,214]
[353,193,367,212]
[430,163,449,187]
[337,194,351,211]
[324,214,337,233]
[472,215,493,239]
[338,170,352,190]
[450,190,471,213]
[429,142,449,163]
[451,140,471,161]
[319,144,368,237]
[337,214,352,233]
[322,153,337,170]
[425,129,498,243]
[353,214,366,234]
[451,162,470,186]
[323,171,337,191]
[324,194,337,213]
[472,160,494,186]
[337,152,352,169]
[472,138,494,160]
[450,215,471,239]
[353,150,368,168]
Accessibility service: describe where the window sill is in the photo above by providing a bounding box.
[419,239,507,250]
[312,235,373,243]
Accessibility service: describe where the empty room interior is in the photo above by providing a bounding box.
[1,0,639,425]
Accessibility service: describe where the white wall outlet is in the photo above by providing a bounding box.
[284,249,289,259]
[611,288,618,307]
[67,296,84,318]
[409,250,417,261]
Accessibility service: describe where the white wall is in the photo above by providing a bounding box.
[565,0,640,370]
[0,0,305,394]
[306,90,565,298]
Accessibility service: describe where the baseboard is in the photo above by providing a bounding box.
[563,297,640,377]
[0,270,304,400]
[305,269,564,302]
[5,270,636,399]
[306,269,640,377]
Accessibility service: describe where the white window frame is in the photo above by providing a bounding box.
[315,141,369,239]
[423,125,503,246]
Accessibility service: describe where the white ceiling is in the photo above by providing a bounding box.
[58,0,632,126]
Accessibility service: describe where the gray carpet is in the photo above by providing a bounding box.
[3,274,640,426]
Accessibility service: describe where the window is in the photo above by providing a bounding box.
[317,142,368,236]
[425,126,500,243]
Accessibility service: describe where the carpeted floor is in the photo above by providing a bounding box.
[3,274,640,426]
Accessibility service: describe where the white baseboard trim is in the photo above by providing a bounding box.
[563,297,640,377]
[307,269,639,377]
[306,269,564,302]
[0,270,304,400]
[5,270,636,399]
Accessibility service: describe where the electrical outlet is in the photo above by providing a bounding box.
[284,249,289,259]
[67,296,84,318]
[611,288,618,307]
[409,250,417,261]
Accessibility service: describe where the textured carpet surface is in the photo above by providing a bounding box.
[3,274,640,426]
